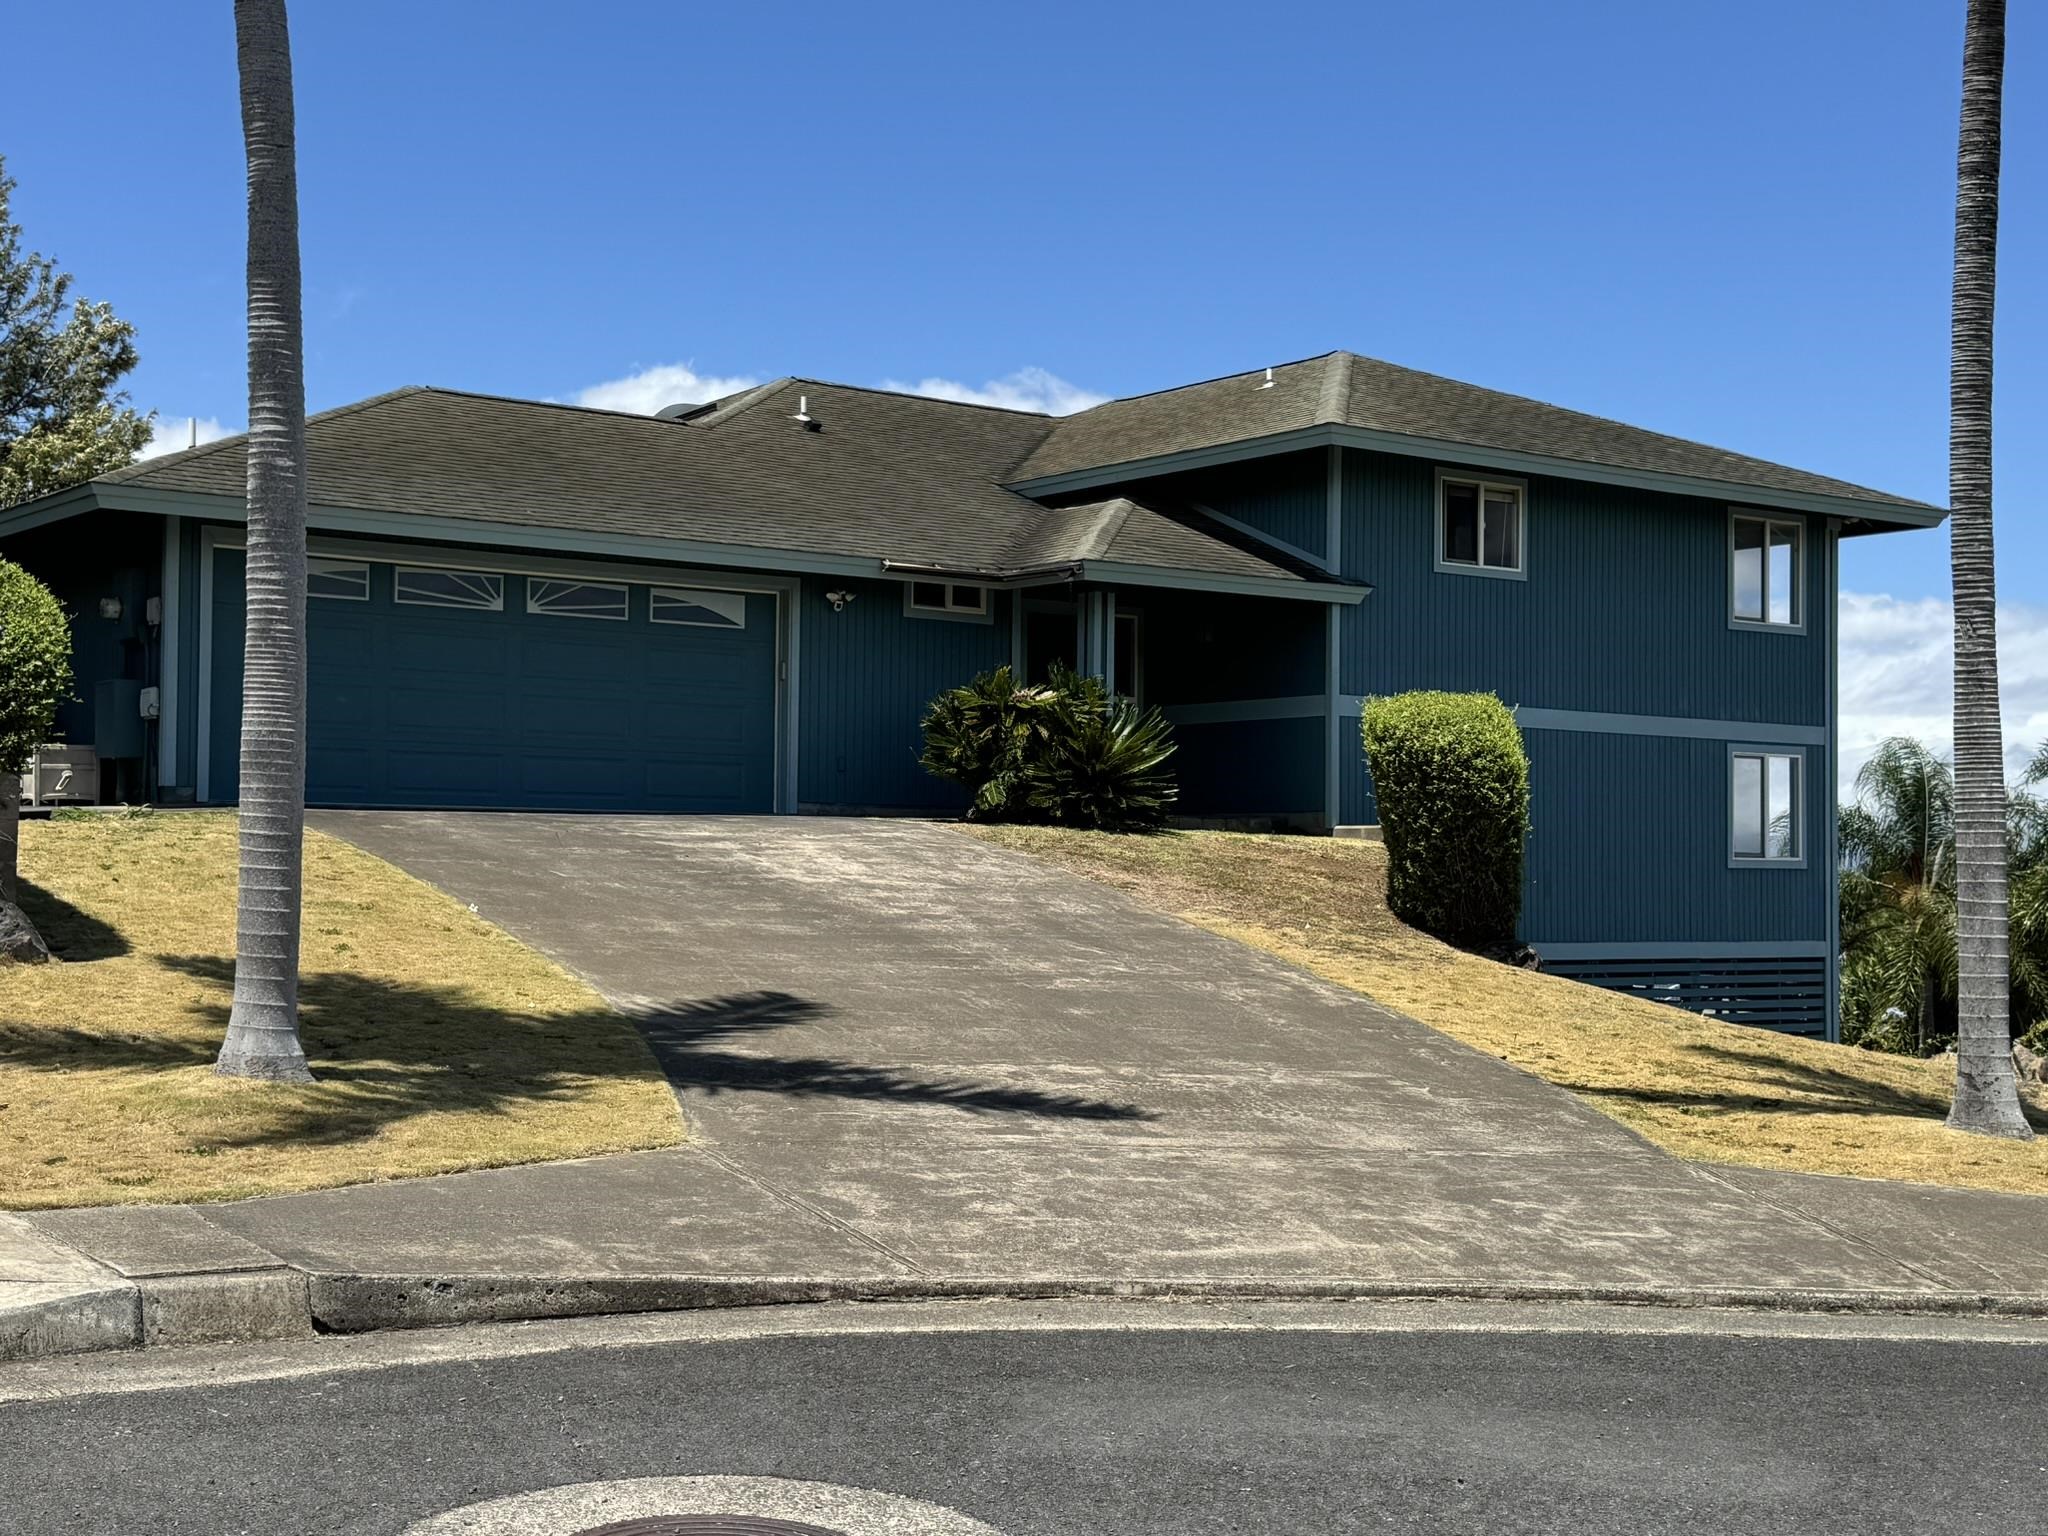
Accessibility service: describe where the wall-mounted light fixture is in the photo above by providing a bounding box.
[98,597,123,621]
[824,590,856,613]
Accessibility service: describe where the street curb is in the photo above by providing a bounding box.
[302,1272,2048,1334]
[16,1268,2048,1365]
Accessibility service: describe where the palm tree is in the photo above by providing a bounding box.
[1841,740,1957,1053]
[1945,0,2027,1136]
[215,0,312,1082]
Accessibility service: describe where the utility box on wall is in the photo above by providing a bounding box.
[29,745,99,807]
[93,679,145,762]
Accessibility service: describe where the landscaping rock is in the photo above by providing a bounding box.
[0,899,49,964]
[2016,1042,2048,1083]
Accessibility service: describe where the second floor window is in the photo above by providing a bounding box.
[1731,513,1803,629]
[1437,472,1525,577]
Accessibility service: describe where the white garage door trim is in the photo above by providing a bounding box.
[195,525,803,811]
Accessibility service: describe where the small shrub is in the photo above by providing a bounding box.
[1025,694,1178,830]
[922,663,1178,831]
[1362,691,1529,947]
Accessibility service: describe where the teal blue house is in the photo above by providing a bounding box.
[0,352,1940,1038]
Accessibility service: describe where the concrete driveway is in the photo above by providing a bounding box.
[199,810,1971,1297]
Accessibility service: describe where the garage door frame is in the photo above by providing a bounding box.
[195,526,803,811]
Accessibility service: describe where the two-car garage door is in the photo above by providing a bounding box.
[206,548,779,811]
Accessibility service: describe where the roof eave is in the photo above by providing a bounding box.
[1008,423,1944,529]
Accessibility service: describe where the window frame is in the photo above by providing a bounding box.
[649,586,749,630]
[903,580,993,623]
[1727,510,1806,634]
[392,566,506,612]
[1433,468,1528,581]
[526,576,630,622]
[307,558,371,602]
[1728,744,1807,869]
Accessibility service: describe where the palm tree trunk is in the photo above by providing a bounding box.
[1945,0,2026,1137]
[215,0,313,1082]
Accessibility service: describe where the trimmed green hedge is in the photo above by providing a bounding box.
[1362,691,1529,947]
[0,558,72,776]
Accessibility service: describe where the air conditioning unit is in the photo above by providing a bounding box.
[29,745,98,807]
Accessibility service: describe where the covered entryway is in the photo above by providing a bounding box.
[203,544,782,811]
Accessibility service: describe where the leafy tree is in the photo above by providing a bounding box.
[0,159,152,508]
[1944,0,2027,1136]
[215,0,314,1083]
[0,558,72,912]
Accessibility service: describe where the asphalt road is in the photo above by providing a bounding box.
[4,1301,2046,1535]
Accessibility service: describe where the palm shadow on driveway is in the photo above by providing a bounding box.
[0,961,1152,1153]
[627,989,1156,1122]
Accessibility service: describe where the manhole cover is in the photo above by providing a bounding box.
[575,1521,851,1536]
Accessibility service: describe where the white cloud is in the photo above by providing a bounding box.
[1838,589,2048,796]
[569,363,761,416]
[878,366,1106,416]
[138,415,231,459]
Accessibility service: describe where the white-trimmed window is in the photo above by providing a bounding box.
[1730,512,1803,630]
[527,577,628,621]
[307,559,370,601]
[650,587,747,629]
[394,567,504,610]
[1436,471,1525,578]
[1731,748,1803,866]
[906,581,989,618]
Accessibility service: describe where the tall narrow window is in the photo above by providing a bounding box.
[1436,472,1525,577]
[1731,513,1802,629]
[1731,749,1802,864]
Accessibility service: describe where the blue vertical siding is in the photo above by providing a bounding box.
[1338,449,1827,722]
[1520,729,1828,945]
[1126,449,1330,559]
[797,576,1013,811]
[1172,717,1327,818]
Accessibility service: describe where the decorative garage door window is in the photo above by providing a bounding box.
[650,587,747,629]
[394,567,505,611]
[307,559,370,601]
[528,577,629,621]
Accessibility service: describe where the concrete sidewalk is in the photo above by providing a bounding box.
[12,811,2048,1358]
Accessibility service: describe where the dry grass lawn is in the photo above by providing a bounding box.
[964,824,2048,1197]
[0,812,681,1208]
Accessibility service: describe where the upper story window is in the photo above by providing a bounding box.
[1436,471,1525,579]
[1730,512,1803,630]
[906,581,989,620]
[1730,747,1804,867]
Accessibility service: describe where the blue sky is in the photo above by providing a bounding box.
[3,0,2042,784]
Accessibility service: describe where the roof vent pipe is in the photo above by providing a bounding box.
[1258,367,1275,390]
[793,394,811,422]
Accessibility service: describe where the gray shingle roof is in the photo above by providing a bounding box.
[102,382,1315,585]
[1009,351,1939,516]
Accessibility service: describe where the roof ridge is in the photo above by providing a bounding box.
[687,378,793,428]
[1060,350,1344,414]
[1316,352,1354,424]
[1344,354,1931,508]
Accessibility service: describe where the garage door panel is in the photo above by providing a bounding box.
[208,548,777,812]
[384,684,511,736]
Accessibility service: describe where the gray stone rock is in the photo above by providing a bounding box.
[0,900,49,964]
[2017,1042,2048,1084]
